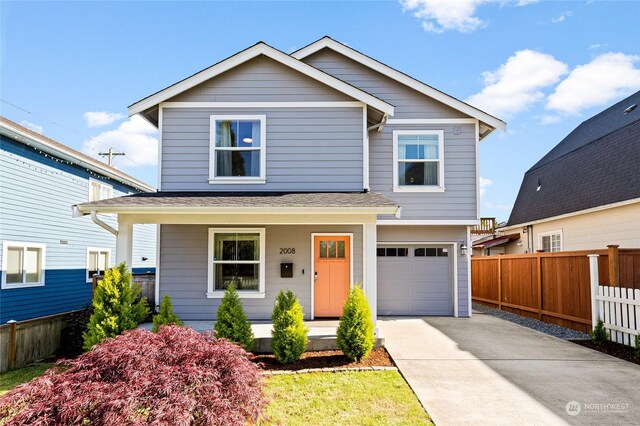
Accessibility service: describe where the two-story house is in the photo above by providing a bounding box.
[73,37,505,321]
[0,117,157,323]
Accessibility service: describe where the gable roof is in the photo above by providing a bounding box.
[0,117,154,193]
[128,42,395,125]
[292,36,506,138]
[505,91,640,227]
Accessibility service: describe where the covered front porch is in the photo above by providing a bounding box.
[73,191,400,324]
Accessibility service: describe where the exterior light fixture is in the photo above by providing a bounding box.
[460,243,468,256]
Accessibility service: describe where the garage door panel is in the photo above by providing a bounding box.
[378,245,453,316]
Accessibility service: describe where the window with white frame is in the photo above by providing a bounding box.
[539,231,562,252]
[393,130,444,192]
[209,115,266,183]
[89,179,113,202]
[86,248,111,282]
[2,242,46,288]
[207,228,265,298]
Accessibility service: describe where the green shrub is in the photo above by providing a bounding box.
[271,290,308,364]
[83,263,149,350]
[591,318,609,344]
[214,285,255,351]
[337,286,375,361]
[152,295,184,332]
[635,334,640,359]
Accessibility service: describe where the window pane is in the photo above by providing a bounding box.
[216,120,238,147]
[90,182,101,201]
[542,236,551,252]
[386,248,397,257]
[99,252,109,270]
[216,150,260,177]
[328,241,336,258]
[398,134,438,160]
[415,248,425,257]
[398,162,438,186]
[7,247,23,284]
[377,248,386,257]
[215,233,259,261]
[337,241,345,258]
[25,248,41,283]
[437,248,448,257]
[319,241,327,258]
[216,120,261,148]
[238,121,261,148]
[398,248,408,257]
[215,263,259,291]
[425,248,438,257]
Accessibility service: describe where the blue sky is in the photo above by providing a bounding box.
[2,1,639,221]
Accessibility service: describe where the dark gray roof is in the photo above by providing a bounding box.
[76,191,399,210]
[506,91,640,226]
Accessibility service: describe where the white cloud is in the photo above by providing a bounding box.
[466,49,568,117]
[83,111,125,127]
[547,52,640,115]
[588,43,607,50]
[479,176,493,198]
[539,114,562,125]
[82,115,158,167]
[551,11,571,24]
[20,120,43,134]
[399,0,535,33]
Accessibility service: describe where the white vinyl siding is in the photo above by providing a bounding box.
[1,241,46,289]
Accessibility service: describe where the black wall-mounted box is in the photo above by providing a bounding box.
[280,262,293,278]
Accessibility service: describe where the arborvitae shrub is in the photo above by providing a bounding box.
[336,286,375,361]
[0,326,265,425]
[214,285,255,351]
[152,295,184,332]
[83,263,149,350]
[271,290,308,364]
[591,318,609,344]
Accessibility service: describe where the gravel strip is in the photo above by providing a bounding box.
[473,302,590,340]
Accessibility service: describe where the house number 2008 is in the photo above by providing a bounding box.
[280,248,295,254]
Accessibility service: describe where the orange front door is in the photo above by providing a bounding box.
[314,235,351,317]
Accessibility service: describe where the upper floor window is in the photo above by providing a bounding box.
[393,130,444,192]
[209,115,266,184]
[1,241,46,289]
[539,231,562,252]
[89,179,113,202]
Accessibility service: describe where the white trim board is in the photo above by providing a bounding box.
[377,219,480,226]
[160,101,365,108]
[386,118,478,125]
[291,37,506,133]
[128,43,394,118]
[310,232,354,320]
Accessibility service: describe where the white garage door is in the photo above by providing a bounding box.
[377,245,453,316]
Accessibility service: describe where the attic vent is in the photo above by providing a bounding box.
[536,178,541,192]
[624,104,637,114]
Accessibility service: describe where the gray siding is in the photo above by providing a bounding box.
[161,107,364,191]
[372,124,477,220]
[302,48,468,119]
[160,224,363,320]
[170,56,353,103]
[377,225,470,317]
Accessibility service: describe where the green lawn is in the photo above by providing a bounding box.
[0,363,55,396]
[260,370,433,426]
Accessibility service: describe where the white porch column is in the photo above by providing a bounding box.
[116,217,133,269]
[588,254,600,330]
[363,220,377,323]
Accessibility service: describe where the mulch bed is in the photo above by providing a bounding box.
[570,339,640,365]
[251,347,395,371]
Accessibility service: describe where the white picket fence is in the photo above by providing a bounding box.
[595,286,640,347]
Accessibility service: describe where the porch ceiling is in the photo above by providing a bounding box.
[73,191,400,216]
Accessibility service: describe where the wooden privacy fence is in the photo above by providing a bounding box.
[472,246,640,334]
[92,273,157,309]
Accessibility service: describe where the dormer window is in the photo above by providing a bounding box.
[209,115,266,184]
[392,130,445,192]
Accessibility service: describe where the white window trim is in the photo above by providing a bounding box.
[86,247,112,283]
[209,115,267,184]
[1,241,46,289]
[207,228,266,298]
[88,178,113,202]
[538,230,563,252]
[392,130,445,193]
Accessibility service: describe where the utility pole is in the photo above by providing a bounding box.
[99,147,125,166]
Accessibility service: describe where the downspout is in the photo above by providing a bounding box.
[90,210,118,236]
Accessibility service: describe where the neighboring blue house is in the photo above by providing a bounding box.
[0,117,157,323]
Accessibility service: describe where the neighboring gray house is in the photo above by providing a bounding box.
[73,37,505,320]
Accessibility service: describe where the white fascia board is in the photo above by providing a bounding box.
[292,38,506,132]
[0,123,154,193]
[74,205,400,216]
[377,219,480,226]
[498,198,640,231]
[128,43,394,118]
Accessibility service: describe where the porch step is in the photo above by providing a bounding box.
[253,335,385,354]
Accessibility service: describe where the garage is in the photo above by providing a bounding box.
[377,245,453,316]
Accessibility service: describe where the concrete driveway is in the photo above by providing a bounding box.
[378,313,640,426]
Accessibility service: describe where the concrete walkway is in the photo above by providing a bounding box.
[378,313,640,426]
